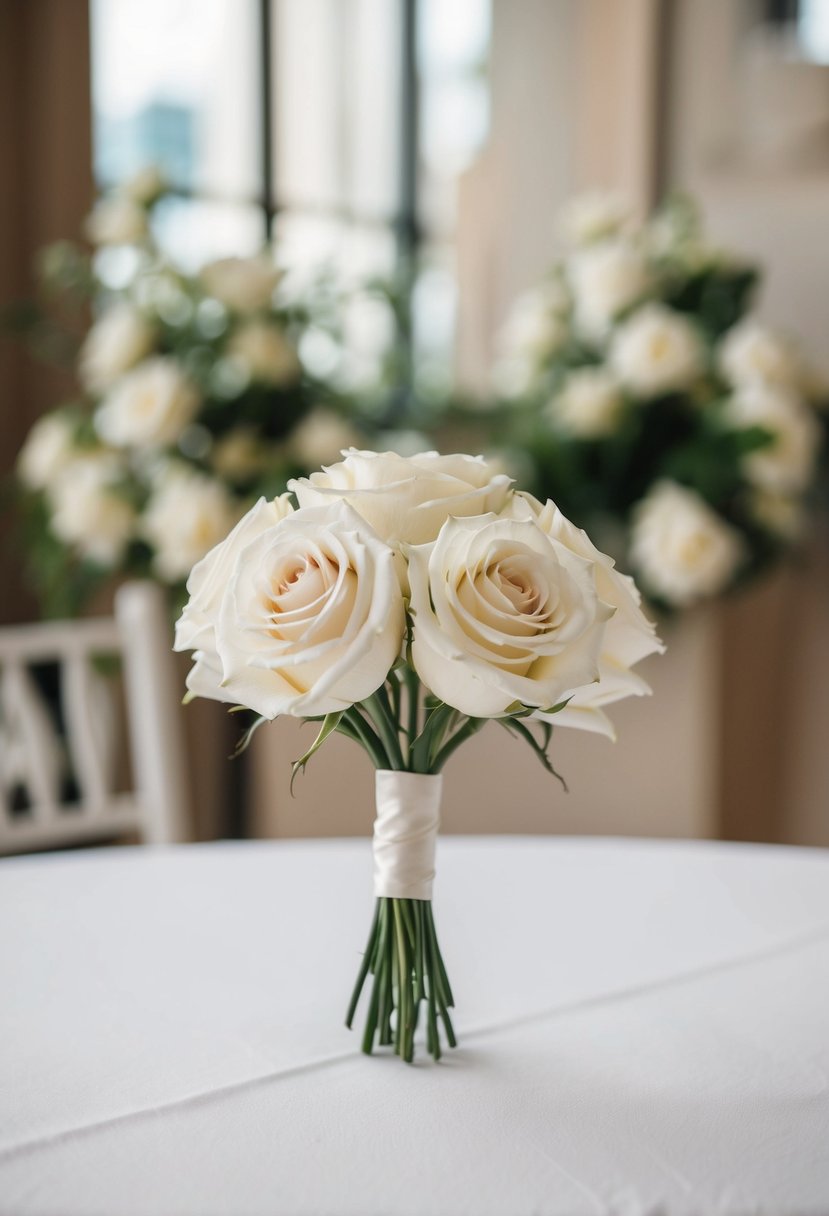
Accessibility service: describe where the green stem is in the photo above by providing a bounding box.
[342,706,390,770]
[431,716,486,772]
[363,692,406,771]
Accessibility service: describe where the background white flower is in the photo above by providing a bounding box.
[725,384,820,493]
[48,453,135,565]
[95,357,200,449]
[79,303,156,394]
[630,481,743,607]
[200,256,280,312]
[720,321,801,392]
[567,240,650,341]
[85,197,148,247]
[610,303,704,397]
[142,465,241,582]
[16,413,77,490]
[548,367,624,438]
[227,320,301,386]
[289,409,362,468]
[559,191,631,246]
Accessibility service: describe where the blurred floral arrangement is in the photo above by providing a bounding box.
[491,193,827,610]
[13,167,367,616]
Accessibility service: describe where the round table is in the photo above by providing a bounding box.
[2,837,828,1215]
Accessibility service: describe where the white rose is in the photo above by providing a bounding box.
[493,283,569,396]
[720,321,801,392]
[559,191,631,246]
[289,408,362,469]
[630,481,743,607]
[121,165,166,205]
[85,197,148,246]
[610,303,704,397]
[142,466,241,582]
[227,320,301,386]
[548,367,624,438]
[567,240,650,342]
[725,385,819,493]
[79,304,156,394]
[49,453,135,566]
[508,494,664,737]
[289,450,513,547]
[200,256,279,312]
[17,413,77,490]
[175,501,406,719]
[408,512,614,718]
[95,357,200,449]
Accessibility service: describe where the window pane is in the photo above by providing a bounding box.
[90,0,261,201]
[273,0,401,220]
[152,199,266,269]
[275,211,397,283]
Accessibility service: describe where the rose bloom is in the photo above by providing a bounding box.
[289,450,513,547]
[289,408,363,469]
[175,500,405,719]
[567,240,650,342]
[559,191,631,246]
[508,494,664,737]
[227,320,301,387]
[94,357,200,449]
[548,367,624,439]
[610,303,704,398]
[719,321,801,392]
[408,512,615,718]
[48,453,135,566]
[85,196,148,246]
[751,487,805,541]
[725,384,820,493]
[630,481,743,607]
[79,303,156,395]
[494,285,570,397]
[200,256,280,312]
[142,466,241,582]
[17,412,77,490]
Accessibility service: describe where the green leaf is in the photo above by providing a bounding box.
[290,712,344,793]
[231,714,269,759]
[498,717,568,791]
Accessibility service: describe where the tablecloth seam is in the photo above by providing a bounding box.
[3,917,829,1164]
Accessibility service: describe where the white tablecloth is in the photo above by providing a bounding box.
[2,837,829,1216]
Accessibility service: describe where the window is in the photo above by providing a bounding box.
[90,0,491,406]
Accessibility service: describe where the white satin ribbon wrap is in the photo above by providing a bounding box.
[373,770,442,900]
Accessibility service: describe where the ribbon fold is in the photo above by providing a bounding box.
[373,770,442,900]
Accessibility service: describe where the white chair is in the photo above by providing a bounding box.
[0,582,190,854]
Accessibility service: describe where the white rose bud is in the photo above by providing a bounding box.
[17,413,77,490]
[610,303,704,398]
[142,466,241,582]
[507,494,664,737]
[289,450,513,547]
[79,303,156,395]
[85,197,148,247]
[630,481,743,607]
[725,385,820,494]
[559,191,631,246]
[548,367,624,438]
[227,320,301,387]
[49,453,135,566]
[175,501,406,719]
[719,321,801,392]
[568,240,650,342]
[95,357,200,449]
[200,256,280,312]
[408,513,614,718]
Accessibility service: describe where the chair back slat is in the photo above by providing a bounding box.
[0,582,190,855]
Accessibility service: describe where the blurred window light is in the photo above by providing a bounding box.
[765,0,829,61]
[89,0,491,401]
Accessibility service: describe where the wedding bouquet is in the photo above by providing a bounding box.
[491,193,826,609]
[175,449,663,1062]
[13,168,363,616]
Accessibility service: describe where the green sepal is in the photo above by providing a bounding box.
[290,711,344,793]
